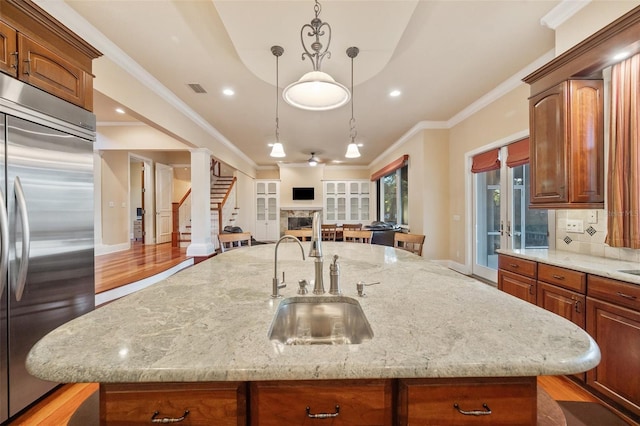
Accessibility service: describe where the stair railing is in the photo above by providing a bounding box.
[171,188,191,247]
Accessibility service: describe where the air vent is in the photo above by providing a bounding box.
[187,83,207,94]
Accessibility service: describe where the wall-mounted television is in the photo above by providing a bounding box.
[292,187,314,200]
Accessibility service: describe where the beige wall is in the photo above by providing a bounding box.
[555,1,640,54]
[279,165,324,209]
[101,151,130,245]
[448,84,531,265]
[173,167,191,202]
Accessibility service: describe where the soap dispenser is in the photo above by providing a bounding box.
[329,255,341,295]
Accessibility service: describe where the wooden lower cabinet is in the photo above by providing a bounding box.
[100,382,247,426]
[250,380,393,426]
[498,269,537,304]
[398,377,537,425]
[587,279,640,420]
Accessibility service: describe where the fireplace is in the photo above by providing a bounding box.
[288,217,312,230]
[280,209,322,234]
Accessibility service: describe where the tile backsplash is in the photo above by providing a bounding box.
[555,209,640,262]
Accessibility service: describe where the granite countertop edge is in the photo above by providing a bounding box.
[27,243,602,383]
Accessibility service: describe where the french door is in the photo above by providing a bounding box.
[473,147,551,282]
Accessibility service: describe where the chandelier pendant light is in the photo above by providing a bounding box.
[270,45,286,158]
[308,152,320,167]
[345,46,361,158]
[282,0,350,111]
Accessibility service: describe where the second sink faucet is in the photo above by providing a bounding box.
[309,211,324,294]
[272,235,305,298]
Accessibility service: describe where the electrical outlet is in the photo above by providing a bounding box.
[567,219,584,233]
[588,210,598,224]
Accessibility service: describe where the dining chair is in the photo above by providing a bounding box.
[284,229,313,241]
[321,224,337,241]
[341,223,362,231]
[393,232,425,256]
[343,229,373,244]
[218,232,252,253]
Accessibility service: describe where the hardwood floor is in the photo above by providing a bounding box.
[7,245,625,425]
[95,242,191,294]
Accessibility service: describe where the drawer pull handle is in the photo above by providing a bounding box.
[617,292,637,301]
[151,409,190,423]
[575,300,583,313]
[552,274,565,280]
[453,403,492,416]
[306,405,340,419]
[509,263,519,268]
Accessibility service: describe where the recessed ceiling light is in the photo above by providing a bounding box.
[222,88,235,96]
[357,143,364,147]
[613,51,630,61]
[115,108,125,114]
[267,143,274,147]
[389,90,401,97]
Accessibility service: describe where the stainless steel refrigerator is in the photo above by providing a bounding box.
[0,73,95,422]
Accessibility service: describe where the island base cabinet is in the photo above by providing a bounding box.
[99,382,247,425]
[249,379,393,425]
[397,377,537,425]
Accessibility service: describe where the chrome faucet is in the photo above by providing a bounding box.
[272,235,305,298]
[309,211,324,294]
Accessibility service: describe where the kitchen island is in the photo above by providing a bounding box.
[27,242,599,424]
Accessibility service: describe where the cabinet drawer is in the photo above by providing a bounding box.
[538,263,585,293]
[588,275,640,311]
[100,382,246,426]
[250,379,393,426]
[398,377,537,425]
[498,255,536,278]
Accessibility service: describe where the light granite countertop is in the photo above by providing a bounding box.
[27,242,600,384]
[497,248,640,285]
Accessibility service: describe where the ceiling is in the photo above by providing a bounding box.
[63,0,561,168]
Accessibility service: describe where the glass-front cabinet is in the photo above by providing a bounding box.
[255,180,280,241]
[324,180,370,224]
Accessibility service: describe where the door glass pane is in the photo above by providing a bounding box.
[511,164,548,249]
[257,198,265,220]
[327,198,335,220]
[337,198,346,221]
[361,197,369,220]
[350,197,358,220]
[267,197,277,220]
[476,169,500,270]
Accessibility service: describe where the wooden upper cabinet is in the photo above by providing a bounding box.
[17,34,89,109]
[529,79,604,209]
[0,0,101,111]
[0,21,18,77]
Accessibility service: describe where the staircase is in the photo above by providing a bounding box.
[174,175,239,248]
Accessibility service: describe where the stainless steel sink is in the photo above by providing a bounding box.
[268,296,373,345]
[619,270,640,276]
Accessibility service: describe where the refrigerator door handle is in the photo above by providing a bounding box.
[0,189,8,299]
[13,177,30,302]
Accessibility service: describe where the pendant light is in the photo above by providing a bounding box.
[282,0,350,111]
[345,46,361,159]
[270,45,286,158]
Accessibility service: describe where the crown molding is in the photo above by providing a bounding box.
[540,0,591,30]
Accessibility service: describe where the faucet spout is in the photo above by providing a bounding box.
[309,211,325,294]
[272,235,305,298]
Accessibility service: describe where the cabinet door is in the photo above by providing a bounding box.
[529,82,568,205]
[100,382,247,426]
[0,21,17,77]
[250,380,393,426]
[398,377,537,425]
[498,269,536,304]
[567,80,604,204]
[17,34,89,109]
[537,282,585,328]
[587,297,640,417]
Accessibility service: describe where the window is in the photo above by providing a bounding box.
[376,163,408,225]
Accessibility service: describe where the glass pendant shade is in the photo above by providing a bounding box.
[270,142,286,158]
[283,71,350,111]
[345,142,361,158]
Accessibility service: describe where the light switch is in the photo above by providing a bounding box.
[588,210,598,224]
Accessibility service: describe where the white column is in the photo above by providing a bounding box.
[187,148,215,257]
